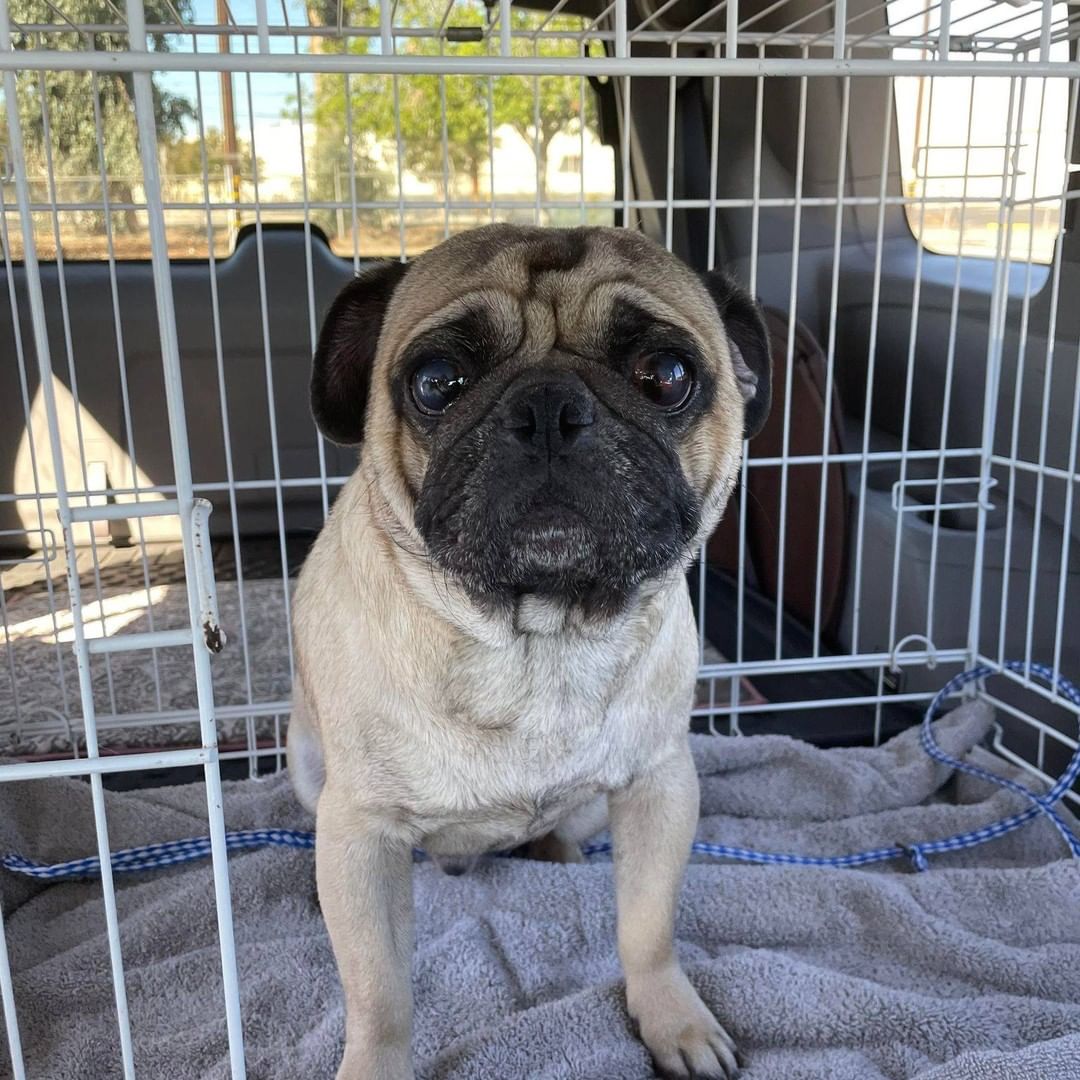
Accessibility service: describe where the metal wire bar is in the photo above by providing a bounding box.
[0,580,21,734]
[241,58,297,704]
[997,72,1055,667]
[0,45,138,1080]
[1018,87,1056,679]
[486,39,496,223]
[3,51,1080,76]
[978,660,1080,719]
[0,447,991,513]
[850,78,894,657]
[345,72,362,267]
[1050,78,1080,686]
[0,895,24,1080]
[986,693,1080,754]
[6,641,969,751]
[738,0,802,34]
[665,42,677,248]
[189,44,259,779]
[885,70,938,667]
[774,51,809,660]
[989,734,1080,811]
[761,0,835,48]
[700,647,967,679]
[0,11,1078,1076]
[577,42,587,225]
[123,0,246,1070]
[529,0,574,38]
[947,3,1058,52]
[36,72,119,716]
[0,746,214,782]
[706,38,721,269]
[619,55,631,229]
[438,57,452,239]
[668,0,726,44]
[804,0,888,48]
[968,72,1023,667]
[22,700,297,739]
[693,688,939,718]
[88,58,165,716]
[925,76,978,649]
[811,69,850,656]
[0,175,73,731]
[735,41,765,712]
[533,39,542,224]
[394,77,409,253]
[283,0,330,532]
[13,12,1079,54]
[629,0,683,38]
[19,191,1062,214]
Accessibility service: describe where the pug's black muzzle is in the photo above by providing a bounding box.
[414,364,700,617]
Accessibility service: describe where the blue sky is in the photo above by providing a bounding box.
[156,0,325,139]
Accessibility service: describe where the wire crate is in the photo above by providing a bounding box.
[1,0,1079,1075]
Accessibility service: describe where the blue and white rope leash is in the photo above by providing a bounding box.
[5,662,1079,882]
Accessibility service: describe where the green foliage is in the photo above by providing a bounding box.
[4,0,194,232]
[303,0,593,206]
[1,0,604,253]
[160,127,264,189]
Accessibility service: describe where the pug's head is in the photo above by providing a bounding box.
[312,225,770,618]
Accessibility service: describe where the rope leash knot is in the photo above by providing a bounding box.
[900,845,929,873]
[3,662,1079,881]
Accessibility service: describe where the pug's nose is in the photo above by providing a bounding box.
[501,372,596,452]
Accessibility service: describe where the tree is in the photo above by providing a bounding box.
[161,127,262,183]
[302,0,593,209]
[491,35,587,203]
[3,0,194,236]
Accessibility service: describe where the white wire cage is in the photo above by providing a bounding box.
[1,0,1079,1075]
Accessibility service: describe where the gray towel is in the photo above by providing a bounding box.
[2,700,1079,1079]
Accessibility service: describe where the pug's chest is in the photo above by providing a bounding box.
[408,642,676,852]
[411,720,633,857]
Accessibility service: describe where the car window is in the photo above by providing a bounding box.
[888,0,1073,264]
[0,0,615,261]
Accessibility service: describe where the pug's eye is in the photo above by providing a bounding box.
[411,359,468,416]
[631,351,693,410]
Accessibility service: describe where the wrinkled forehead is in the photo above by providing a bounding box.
[377,227,726,365]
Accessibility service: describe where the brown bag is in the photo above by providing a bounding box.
[707,308,848,641]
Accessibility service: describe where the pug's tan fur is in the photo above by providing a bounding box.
[289,225,763,1080]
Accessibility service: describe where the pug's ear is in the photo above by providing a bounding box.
[311,259,410,445]
[699,270,772,440]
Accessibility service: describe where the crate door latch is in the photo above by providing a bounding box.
[191,498,228,654]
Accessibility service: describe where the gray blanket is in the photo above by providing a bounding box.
[2,701,1079,1080]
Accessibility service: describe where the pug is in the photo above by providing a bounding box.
[287,224,771,1080]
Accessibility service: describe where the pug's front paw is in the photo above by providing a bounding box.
[626,966,740,1079]
[336,1037,414,1080]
